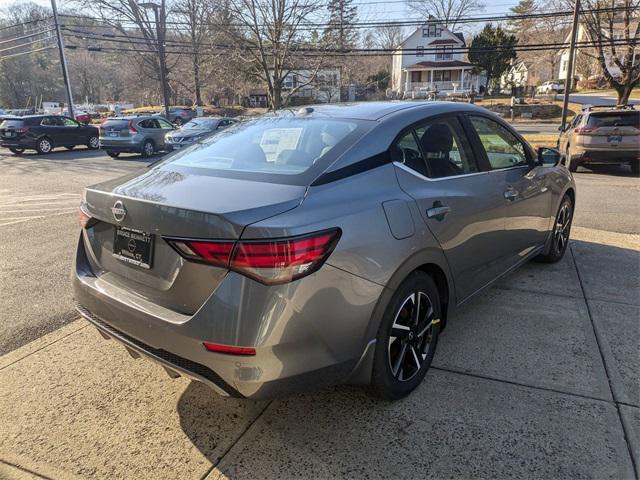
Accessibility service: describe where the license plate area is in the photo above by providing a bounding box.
[107,131,119,137]
[113,226,154,269]
[607,135,622,143]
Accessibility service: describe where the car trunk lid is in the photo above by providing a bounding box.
[82,167,306,314]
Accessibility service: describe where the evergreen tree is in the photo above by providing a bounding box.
[324,0,358,50]
[468,24,518,91]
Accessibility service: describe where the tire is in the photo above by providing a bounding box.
[87,136,99,150]
[141,139,155,158]
[35,137,52,154]
[107,151,120,158]
[8,147,24,155]
[566,145,578,172]
[65,145,74,150]
[370,271,441,400]
[631,161,639,176]
[536,194,573,263]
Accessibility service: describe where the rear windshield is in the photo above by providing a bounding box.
[162,116,370,183]
[1,119,24,128]
[102,119,130,129]
[587,112,639,128]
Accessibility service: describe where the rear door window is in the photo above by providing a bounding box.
[390,130,428,176]
[468,116,529,169]
[157,119,174,129]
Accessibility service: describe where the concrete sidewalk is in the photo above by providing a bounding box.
[1,227,638,480]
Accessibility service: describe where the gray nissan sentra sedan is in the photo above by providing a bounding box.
[73,102,576,400]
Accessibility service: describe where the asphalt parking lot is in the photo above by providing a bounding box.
[0,146,638,479]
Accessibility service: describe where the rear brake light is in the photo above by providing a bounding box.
[165,229,341,285]
[128,120,137,134]
[575,127,595,135]
[78,202,92,228]
[16,127,29,133]
[203,342,256,355]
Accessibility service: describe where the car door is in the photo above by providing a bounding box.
[61,116,83,145]
[155,118,175,148]
[40,116,64,144]
[465,114,553,265]
[559,114,582,154]
[392,115,511,303]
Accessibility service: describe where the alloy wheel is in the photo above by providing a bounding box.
[388,291,437,382]
[554,203,571,253]
[89,136,99,149]
[39,139,51,153]
[144,141,154,156]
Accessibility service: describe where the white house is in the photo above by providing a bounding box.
[558,20,639,82]
[391,18,482,97]
[281,68,341,103]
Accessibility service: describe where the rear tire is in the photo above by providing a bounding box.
[370,271,441,400]
[141,139,155,158]
[8,147,24,155]
[107,151,120,158]
[566,145,578,172]
[536,194,573,263]
[36,137,52,154]
[87,136,99,150]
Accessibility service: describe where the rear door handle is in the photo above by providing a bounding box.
[426,202,451,220]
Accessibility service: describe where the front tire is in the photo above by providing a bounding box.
[566,145,579,172]
[36,137,52,154]
[536,194,573,263]
[371,271,441,400]
[9,147,24,155]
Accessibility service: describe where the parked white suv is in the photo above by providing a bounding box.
[537,81,565,94]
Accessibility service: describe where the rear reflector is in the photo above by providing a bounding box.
[128,119,138,134]
[165,228,341,285]
[203,342,256,355]
[78,202,92,228]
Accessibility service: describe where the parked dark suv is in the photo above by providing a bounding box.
[0,115,99,154]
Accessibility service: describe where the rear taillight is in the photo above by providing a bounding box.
[165,229,341,285]
[128,120,138,134]
[78,201,92,228]
[16,127,29,133]
[575,127,595,135]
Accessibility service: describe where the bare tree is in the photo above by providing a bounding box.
[226,0,323,109]
[406,0,485,30]
[580,0,639,105]
[75,0,173,105]
[372,24,405,50]
[173,0,211,105]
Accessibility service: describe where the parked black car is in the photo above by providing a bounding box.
[164,117,237,151]
[0,115,99,154]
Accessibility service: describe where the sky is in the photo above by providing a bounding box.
[0,0,521,36]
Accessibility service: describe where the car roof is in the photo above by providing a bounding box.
[282,101,488,121]
[107,115,157,120]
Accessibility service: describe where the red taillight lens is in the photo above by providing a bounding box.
[165,229,341,285]
[575,127,595,135]
[202,342,256,355]
[16,127,29,133]
[128,120,138,134]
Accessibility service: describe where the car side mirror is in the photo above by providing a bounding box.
[537,147,561,167]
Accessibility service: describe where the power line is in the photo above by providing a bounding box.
[0,28,55,46]
[0,45,55,61]
[58,6,626,30]
[0,16,52,33]
[0,36,53,54]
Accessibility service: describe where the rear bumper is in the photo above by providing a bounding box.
[99,138,144,153]
[72,232,383,399]
[573,147,639,164]
[1,138,36,149]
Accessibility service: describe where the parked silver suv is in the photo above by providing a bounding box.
[99,115,175,158]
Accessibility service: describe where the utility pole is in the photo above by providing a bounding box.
[140,1,170,119]
[561,0,580,131]
[51,0,74,119]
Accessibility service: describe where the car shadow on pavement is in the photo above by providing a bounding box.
[576,163,637,177]
[174,241,638,479]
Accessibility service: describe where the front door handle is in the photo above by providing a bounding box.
[426,201,451,221]
[504,188,519,201]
